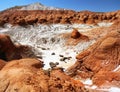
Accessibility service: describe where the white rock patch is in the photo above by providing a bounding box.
[0,23,112,70]
[109,87,120,92]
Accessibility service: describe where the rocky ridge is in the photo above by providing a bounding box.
[0,9,120,26]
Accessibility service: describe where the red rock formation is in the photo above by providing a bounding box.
[0,58,48,92]
[49,68,84,92]
[0,59,86,92]
[0,34,22,61]
[0,10,120,26]
[71,29,81,39]
[0,34,37,61]
[62,29,89,46]
[67,30,120,86]
[93,71,120,86]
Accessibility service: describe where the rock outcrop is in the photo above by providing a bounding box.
[0,34,22,61]
[67,30,120,86]
[0,58,48,92]
[71,29,81,39]
[62,29,89,46]
[49,68,85,92]
[0,10,120,26]
[0,34,38,62]
[0,59,86,92]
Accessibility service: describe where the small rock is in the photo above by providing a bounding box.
[55,62,59,65]
[41,48,46,50]
[59,55,64,57]
[36,56,43,59]
[49,62,58,68]
[50,38,55,43]
[64,57,68,60]
[51,52,55,55]
[60,57,67,63]
[60,58,65,61]
[67,56,72,60]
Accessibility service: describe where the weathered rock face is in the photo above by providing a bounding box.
[0,34,22,61]
[92,70,120,86]
[49,68,85,92]
[0,34,38,62]
[67,30,120,86]
[0,10,120,26]
[0,59,86,92]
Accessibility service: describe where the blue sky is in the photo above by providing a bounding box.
[0,0,120,12]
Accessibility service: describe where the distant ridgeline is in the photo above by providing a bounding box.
[0,2,120,26]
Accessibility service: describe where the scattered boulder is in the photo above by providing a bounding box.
[49,62,59,68]
[59,54,64,57]
[41,47,47,50]
[51,52,55,55]
[60,57,67,62]
[60,56,72,62]
[71,29,81,39]
[67,56,72,60]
